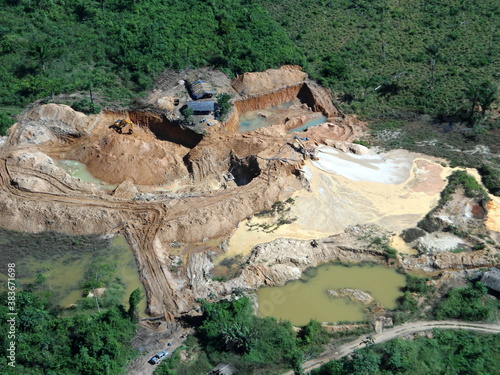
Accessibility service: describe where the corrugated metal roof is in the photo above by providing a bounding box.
[187,101,215,112]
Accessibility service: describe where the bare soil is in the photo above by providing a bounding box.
[1,66,498,326]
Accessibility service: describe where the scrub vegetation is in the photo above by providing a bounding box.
[311,330,500,375]
[156,296,329,375]
[263,0,499,119]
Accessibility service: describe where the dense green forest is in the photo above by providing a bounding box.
[1,0,497,118]
[0,289,139,374]
[0,0,301,112]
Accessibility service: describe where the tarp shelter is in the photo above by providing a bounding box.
[190,80,215,99]
[187,100,215,114]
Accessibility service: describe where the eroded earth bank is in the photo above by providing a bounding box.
[1,66,499,323]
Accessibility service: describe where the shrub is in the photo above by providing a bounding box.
[71,99,101,115]
[0,113,15,135]
[434,282,498,321]
[405,275,430,294]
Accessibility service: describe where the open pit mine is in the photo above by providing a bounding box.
[1,65,498,321]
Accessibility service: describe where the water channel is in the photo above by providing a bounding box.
[258,263,406,326]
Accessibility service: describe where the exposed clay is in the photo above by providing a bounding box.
[1,66,498,321]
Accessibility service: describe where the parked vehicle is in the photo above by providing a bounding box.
[148,351,168,365]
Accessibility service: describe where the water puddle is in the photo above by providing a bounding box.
[0,232,146,315]
[290,115,327,132]
[57,160,118,189]
[238,102,295,132]
[258,263,406,326]
[237,101,325,132]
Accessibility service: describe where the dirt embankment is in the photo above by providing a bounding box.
[2,66,496,321]
[0,95,312,316]
[224,65,341,132]
[232,65,308,96]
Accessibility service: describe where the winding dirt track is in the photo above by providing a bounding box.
[0,142,295,316]
[283,320,500,375]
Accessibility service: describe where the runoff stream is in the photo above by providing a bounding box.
[258,263,406,326]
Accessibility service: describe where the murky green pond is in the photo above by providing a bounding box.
[0,232,146,315]
[57,160,117,189]
[258,263,406,326]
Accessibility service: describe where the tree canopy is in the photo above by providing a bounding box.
[0,0,302,110]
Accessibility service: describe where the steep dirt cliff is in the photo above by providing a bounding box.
[232,65,307,96]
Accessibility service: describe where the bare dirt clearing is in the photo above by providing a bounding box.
[1,66,498,324]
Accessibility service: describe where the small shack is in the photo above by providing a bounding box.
[187,100,215,115]
[189,80,215,100]
[207,363,234,375]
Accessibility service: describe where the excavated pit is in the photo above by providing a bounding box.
[229,153,261,186]
[128,111,202,149]
[54,111,205,186]
[225,82,339,133]
[2,66,498,322]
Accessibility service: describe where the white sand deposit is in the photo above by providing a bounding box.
[225,149,450,258]
[312,146,415,184]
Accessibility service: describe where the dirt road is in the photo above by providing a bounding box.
[283,320,500,375]
[126,324,188,375]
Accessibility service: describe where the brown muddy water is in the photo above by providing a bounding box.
[258,263,406,326]
[0,233,146,315]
